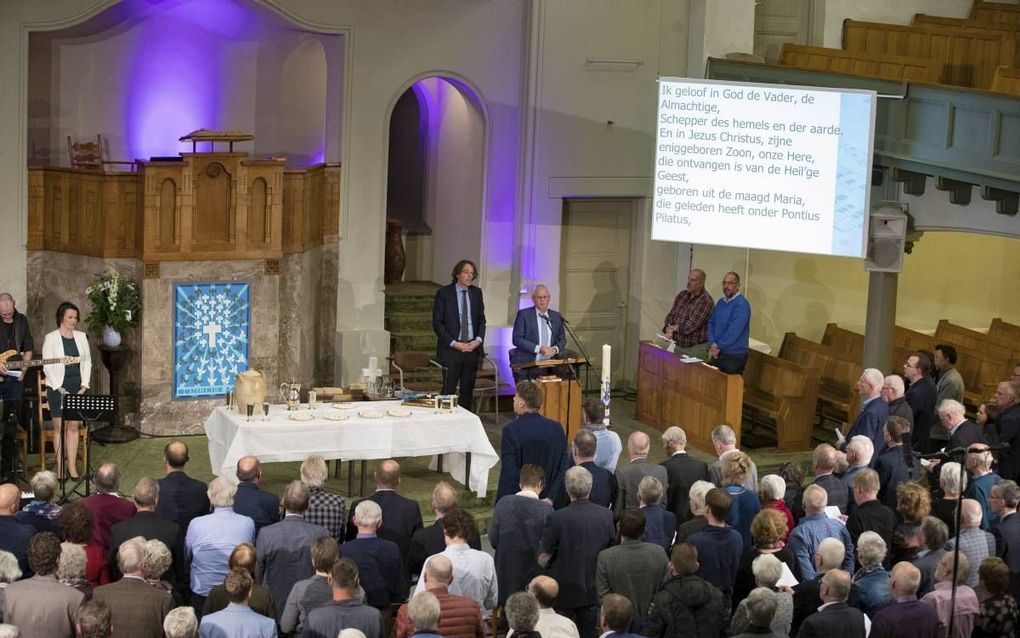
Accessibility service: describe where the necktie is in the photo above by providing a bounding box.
[459,290,470,342]
[540,314,550,347]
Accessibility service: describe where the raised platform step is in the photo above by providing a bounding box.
[385,312,434,333]
[391,332,437,353]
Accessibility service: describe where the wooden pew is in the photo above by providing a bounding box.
[992,65,1020,96]
[971,2,1020,26]
[935,319,1019,362]
[636,341,744,452]
[912,14,1020,66]
[989,318,1020,349]
[742,349,820,452]
[778,332,861,425]
[822,323,864,362]
[842,19,1011,88]
[778,43,940,82]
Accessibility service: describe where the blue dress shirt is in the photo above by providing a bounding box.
[186,507,255,595]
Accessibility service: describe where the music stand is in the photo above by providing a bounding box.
[59,394,115,503]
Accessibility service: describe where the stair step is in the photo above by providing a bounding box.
[385,313,433,333]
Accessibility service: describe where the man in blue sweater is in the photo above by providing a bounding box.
[685,487,743,606]
[707,272,750,374]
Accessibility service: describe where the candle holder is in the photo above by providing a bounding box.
[246,403,255,422]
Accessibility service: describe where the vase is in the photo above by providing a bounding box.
[384,219,406,285]
[102,325,122,347]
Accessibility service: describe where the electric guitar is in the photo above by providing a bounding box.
[0,349,80,380]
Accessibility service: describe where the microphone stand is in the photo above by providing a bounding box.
[561,318,595,396]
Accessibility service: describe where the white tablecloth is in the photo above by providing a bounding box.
[204,401,499,497]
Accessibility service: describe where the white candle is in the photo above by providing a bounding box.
[368,356,378,372]
[602,344,611,382]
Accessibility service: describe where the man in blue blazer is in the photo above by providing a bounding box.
[233,456,280,535]
[432,259,486,410]
[598,593,644,638]
[496,381,571,503]
[842,369,889,459]
[509,284,567,381]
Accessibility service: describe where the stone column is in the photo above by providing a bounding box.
[863,271,897,372]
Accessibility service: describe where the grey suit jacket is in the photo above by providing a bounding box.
[255,514,330,620]
[595,539,670,618]
[3,573,84,638]
[615,459,669,515]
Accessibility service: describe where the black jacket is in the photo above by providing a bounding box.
[660,453,710,526]
[643,574,728,638]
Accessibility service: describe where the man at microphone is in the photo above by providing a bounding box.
[509,285,567,381]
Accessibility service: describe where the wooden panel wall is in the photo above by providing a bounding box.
[27,160,340,262]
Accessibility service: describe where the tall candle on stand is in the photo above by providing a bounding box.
[601,344,611,426]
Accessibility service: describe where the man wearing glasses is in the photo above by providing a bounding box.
[904,352,938,453]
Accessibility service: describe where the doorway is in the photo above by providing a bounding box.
[559,199,634,390]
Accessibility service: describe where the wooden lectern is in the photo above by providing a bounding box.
[511,358,587,441]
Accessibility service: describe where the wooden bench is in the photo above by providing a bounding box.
[822,323,864,362]
[972,2,1020,26]
[935,319,1020,362]
[779,43,940,82]
[842,19,1011,88]
[992,65,1020,95]
[912,14,1020,66]
[742,349,820,452]
[989,318,1020,349]
[778,332,861,426]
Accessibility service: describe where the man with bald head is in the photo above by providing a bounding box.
[788,485,854,581]
[156,440,210,532]
[80,462,136,553]
[510,284,568,381]
[521,576,579,638]
[395,555,485,638]
[880,374,913,431]
[346,459,424,571]
[796,569,868,638]
[615,431,669,514]
[409,481,480,577]
[945,498,995,588]
[0,482,35,576]
[662,269,714,359]
[793,444,849,519]
[842,368,889,458]
[869,562,938,638]
[232,456,280,534]
[108,477,181,586]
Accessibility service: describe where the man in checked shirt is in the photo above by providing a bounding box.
[661,268,713,360]
[301,455,346,542]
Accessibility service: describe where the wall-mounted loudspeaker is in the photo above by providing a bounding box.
[865,202,909,273]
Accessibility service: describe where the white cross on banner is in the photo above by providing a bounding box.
[203,323,222,348]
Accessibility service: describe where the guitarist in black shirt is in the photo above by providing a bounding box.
[0,292,33,478]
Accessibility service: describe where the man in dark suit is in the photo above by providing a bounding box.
[796,569,867,638]
[539,466,616,638]
[108,477,181,587]
[842,369,889,459]
[408,481,480,577]
[904,352,938,453]
[93,537,173,637]
[155,440,210,533]
[990,479,1020,600]
[845,469,896,551]
[794,444,850,519]
[553,429,617,509]
[615,432,669,515]
[341,500,407,610]
[994,382,1020,481]
[509,284,567,381]
[346,459,424,568]
[255,480,330,622]
[432,259,486,410]
[233,456,280,534]
[0,482,35,577]
[659,426,709,527]
[791,537,846,635]
[495,381,570,503]
[941,399,987,451]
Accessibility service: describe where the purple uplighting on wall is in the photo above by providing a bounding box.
[124,21,222,160]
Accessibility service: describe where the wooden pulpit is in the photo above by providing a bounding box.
[538,378,582,442]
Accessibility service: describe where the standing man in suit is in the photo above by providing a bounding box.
[80,463,137,554]
[510,284,567,381]
[940,399,987,451]
[346,459,424,567]
[495,381,570,503]
[93,537,173,637]
[255,480,330,622]
[433,259,486,410]
[615,432,669,514]
[539,466,616,638]
[990,480,1020,601]
[995,382,1020,481]
[408,482,481,577]
[706,272,750,375]
[598,594,644,638]
[3,532,85,638]
[156,440,210,533]
[842,369,889,459]
[108,477,181,587]
[904,352,938,453]
[554,429,617,510]
[796,569,867,638]
[233,456,280,535]
[660,427,709,528]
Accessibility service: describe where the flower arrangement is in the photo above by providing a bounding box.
[85,271,141,333]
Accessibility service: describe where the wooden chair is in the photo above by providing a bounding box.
[388,351,438,392]
[36,374,89,478]
[66,135,135,172]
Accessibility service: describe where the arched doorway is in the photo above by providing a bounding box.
[385,76,486,285]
